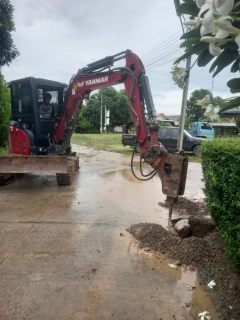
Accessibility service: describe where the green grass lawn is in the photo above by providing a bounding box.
[71,133,201,162]
[71,133,134,155]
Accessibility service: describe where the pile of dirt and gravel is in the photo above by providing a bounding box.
[127,197,240,320]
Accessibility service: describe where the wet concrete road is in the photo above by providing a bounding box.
[0,146,216,320]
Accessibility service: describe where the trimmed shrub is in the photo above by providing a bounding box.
[201,137,240,268]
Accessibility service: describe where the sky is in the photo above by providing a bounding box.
[2,0,236,115]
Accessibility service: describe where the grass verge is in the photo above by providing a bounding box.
[0,146,9,155]
[71,134,201,162]
[71,133,134,155]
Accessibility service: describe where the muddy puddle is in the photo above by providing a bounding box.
[126,237,219,319]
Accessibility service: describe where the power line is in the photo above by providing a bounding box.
[145,53,184,71]
[144,43,183,67]
[146,57,183,71]
[141,30,183,60]
[142,38,183,64]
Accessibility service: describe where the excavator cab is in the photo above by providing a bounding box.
[9,77,67,155]
[0,77,78,186]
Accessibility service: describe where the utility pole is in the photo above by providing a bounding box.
[104,105,110,133]
[104,104,106,133]
[100,92,103,134]
[177,55,191,151]
[174,0,191,151]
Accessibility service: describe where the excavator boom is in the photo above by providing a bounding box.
[0,50,188,200]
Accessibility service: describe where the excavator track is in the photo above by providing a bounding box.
[56,156,79,186]
[0,173,15,186]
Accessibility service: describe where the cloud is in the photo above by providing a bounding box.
[2,0,234,116]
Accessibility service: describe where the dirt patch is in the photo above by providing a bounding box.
[127,197,240,320]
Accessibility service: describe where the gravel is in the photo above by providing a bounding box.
[127,197,240,320]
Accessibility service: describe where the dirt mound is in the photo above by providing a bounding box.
[158,197,208,217]
[127,223,213,266]
[127,198,240,319]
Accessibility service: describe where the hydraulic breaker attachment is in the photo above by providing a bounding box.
[144,146,188,219]
[145,147,188,199]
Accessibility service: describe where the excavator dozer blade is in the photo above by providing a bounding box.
[0,155,68,174]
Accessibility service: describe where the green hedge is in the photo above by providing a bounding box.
[201,137,240,268]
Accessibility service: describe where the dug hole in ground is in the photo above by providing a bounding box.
[0,144,239,320]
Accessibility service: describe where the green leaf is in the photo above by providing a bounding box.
[209,48,229,73]
[174,42,208,64]
[221,96,240,112]
[177,3,200,16]
[213,48,237,77]
[180,27,201,39]
[197,48,215,67]
[180,38,201,48]
[228,42,238,50]
[209,43,237,75]
[227,78,240,93]
[230,59,240,72]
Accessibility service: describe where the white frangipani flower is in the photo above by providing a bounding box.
[197,0,234,16]
[195,95,211,107]
[214,16,240,36]
[198,311,211,320]
[201,36,230,45]
[191,0,238,57]
[209,43,222,56]
[196,0,205,9]
[183,17,202,28]
[200,25,214,37]
[234,34,240,53]
[170,65,187,89]
[205,104,214,113]
[208,280,216,289]
[204,104,220,121]
[212,0,234,16]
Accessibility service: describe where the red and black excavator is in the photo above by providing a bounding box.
[0,50,188,209]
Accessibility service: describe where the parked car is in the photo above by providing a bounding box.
[122,126,205,156]
[158,127,205,156]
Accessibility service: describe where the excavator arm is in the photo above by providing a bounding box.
[54,50,188,204]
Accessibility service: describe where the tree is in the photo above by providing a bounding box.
[78,87,132,133]
[0,72,10,146]
[186,89,226,122]
[0,0,19,67]
[187,89,213,121]
[0,0,19,147]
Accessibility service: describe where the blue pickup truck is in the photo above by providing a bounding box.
[189,121,214,140]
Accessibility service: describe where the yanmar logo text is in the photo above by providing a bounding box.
[77,76,108,87]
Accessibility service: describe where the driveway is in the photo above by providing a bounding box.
[0,146,216,320]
